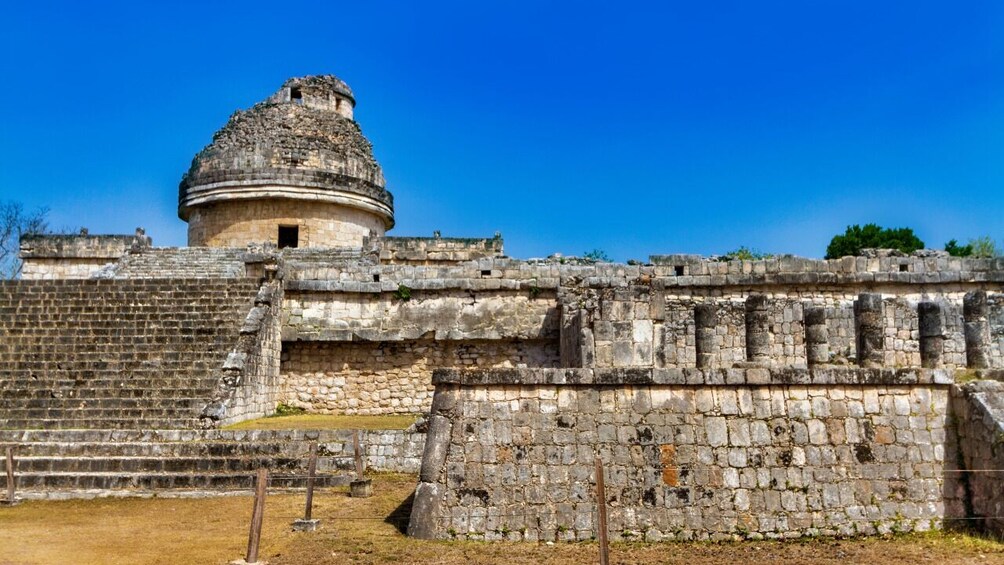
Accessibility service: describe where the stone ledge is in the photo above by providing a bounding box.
[431,366,959,386]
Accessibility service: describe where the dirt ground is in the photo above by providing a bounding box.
[1,474,1002,565]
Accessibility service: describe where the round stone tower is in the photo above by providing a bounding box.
[179,75,394,248]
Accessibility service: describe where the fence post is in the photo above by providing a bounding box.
[4,447,14,506]
[595,456,609,565]
[350,430,373,498]
[293,442,320,532]
[353,430,364,478]
[245,468,268,564]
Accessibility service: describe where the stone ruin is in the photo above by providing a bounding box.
[4,75,1004,541]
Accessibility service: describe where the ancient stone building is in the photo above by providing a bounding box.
[179,75,393,249]
[5,75,1004,541]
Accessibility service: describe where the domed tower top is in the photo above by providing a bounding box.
[269,75,356,119]
[179,74,394,249]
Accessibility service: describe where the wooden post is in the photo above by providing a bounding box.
[4,447,14,506]
[245,468,268,564]
[595,456,609,565]
[353,430,364,478]
[303,442,317,521]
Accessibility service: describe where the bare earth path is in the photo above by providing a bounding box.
[1,474,1002,565]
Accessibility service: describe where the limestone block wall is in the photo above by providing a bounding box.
[20,258,117,280]
[281,339,559,414]
[282,288,559,342]
[369,235,505,265]
[949,379,1004,533]
[201,279,284,427]
[409,367,954,541]
[19,232,150,280]
[187,198,386,248]
[562,286,1000,371]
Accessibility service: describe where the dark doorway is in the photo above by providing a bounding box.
[278,225,299,249]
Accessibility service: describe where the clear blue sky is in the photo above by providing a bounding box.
[0,1,1000,260]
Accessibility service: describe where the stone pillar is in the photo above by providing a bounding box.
[918,301,944,369]
[854,293,884,367]
[804,307,829,367]
[695,303,717,369]
[963,291,991,369]
[744,294,770,364]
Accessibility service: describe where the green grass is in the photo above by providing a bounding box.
[224,413,419,431]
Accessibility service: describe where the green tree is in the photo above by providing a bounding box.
[944,239,973,257]
[824,224,924,259]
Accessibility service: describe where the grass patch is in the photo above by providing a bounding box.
[224,413,419,431]
[1,474,1003,564]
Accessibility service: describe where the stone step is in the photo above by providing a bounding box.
[13,472,353,491]
[11,455,356,473]
[0,388,216,400]
[0,417,201,429]
[0,428,361,443]
[0,398,208,410]
[1,441,314,458]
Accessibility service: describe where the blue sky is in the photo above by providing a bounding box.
[0,1,1000,260]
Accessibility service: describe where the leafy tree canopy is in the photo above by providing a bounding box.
[944,239,973,257]
[825,224,924,259]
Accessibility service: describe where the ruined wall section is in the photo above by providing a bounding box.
[367,234,505,266]
[949,378,1004,534]
[281,339,559,414]
[201,276,284,427]
[19,231,150,280]
[409,367,954,541]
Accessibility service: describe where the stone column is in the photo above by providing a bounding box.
[963,291,990,369]
[918,301,944,369]
[804,306,829,367]
[854,293,884,367]
[694,303,718,369]
[745,294,770,364]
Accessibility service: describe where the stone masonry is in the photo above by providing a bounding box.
[7,74,1004,537]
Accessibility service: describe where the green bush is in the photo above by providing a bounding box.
[825,224,924,259]
[719,246,772,261]
[272,402,306,417]
[944,239,973,257]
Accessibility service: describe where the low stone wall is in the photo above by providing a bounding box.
[281,339,558,415]
[409,367,955,541]
[950,378,1004,533]
[19,231,150,279]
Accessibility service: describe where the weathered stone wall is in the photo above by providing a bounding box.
[949,378,1004,534]
[19,231,150,280]
[409,367,954,541]
[201,277,285,427]
[369,235,505,265]
[281,339,559,414]
[187,198,386,248]
[282,288,559,342]
[563,286,997,371]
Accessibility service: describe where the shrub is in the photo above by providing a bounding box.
[825,224,924,259]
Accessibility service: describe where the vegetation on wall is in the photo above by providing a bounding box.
[825,224,924,259]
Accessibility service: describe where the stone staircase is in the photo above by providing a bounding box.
[0,279,259,429]
[0,278,360,496]
[0,429,363,498]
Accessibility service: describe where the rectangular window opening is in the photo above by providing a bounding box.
[278,225,299,249]
[674,265,685,276]
[290,87,303,104]
[372,274,380,282]
[899,264,909,272]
